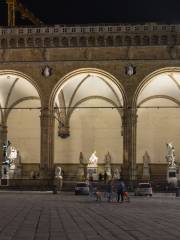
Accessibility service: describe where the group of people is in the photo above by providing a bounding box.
[90,178,129,203]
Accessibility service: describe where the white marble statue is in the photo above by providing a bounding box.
[104,152,112,177]
[113,167,121,180]
[166,143,176,167]
[89,151,98,165]
[143,151,151,178]
[54,166,63,191]
[55,166,63,178]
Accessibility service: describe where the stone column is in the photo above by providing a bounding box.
[40,108,55,177]
[0,124,7,178]
[122,108,137,181]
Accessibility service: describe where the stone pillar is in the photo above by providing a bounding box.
[40,109,55,177]
[0,124,7,178]
[122,108,137,181]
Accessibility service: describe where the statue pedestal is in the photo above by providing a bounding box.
[104,164,112,180]
[167,167,177,187]
[87,163,98,181]
[142,167,150,180]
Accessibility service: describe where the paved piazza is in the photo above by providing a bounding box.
[0,192,179,240]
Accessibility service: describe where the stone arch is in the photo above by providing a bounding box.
[50,68,126,169]
[133,67,180,106]
[134,67,180,180]
[0,70,42,103]
[0,70,42,174]
[50,68,126,109]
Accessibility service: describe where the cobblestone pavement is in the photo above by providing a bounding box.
[0,192,179,240]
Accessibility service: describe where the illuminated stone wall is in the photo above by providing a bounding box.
[0,23,179,180]
[54,99,123,164]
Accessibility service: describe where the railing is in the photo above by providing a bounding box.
[0,23,179,48]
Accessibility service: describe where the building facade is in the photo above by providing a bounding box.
[0,23,180,185]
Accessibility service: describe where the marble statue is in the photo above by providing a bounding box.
[55,166,62,178]
[79,152,88,179]
[166,143,177,186]
[105,152,111,165]
[87,151,98,181]
[113,167,121,180]
[54,166,63,191]
[2,141,22,179]
[166,143,176,167]
[104,152,112,178]
[142,151,151,179]
[89,151,98,165]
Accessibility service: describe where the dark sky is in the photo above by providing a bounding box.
[0,0,180,26]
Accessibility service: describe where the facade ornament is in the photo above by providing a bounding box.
[125,64,136,76]
[42,65,52,77]
[58,124,70,138]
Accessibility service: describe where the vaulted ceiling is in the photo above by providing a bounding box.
[54,72,123,116]
[137,72,180,107]
[0,73,40,123]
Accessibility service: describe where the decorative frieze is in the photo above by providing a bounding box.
[0,23,180,48]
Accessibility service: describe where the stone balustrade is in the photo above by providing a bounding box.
[0,23,180,48]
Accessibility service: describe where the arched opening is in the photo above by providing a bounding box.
[50,68,125,180]
[135,68,180,182]
[0,71,41,179]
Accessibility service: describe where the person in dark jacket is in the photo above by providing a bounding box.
[117,178,126,202]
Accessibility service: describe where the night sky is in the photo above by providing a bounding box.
[0,0,180,26]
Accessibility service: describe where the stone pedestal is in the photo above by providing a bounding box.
[104,163,112,181]
[167,167,177,187]
[142,167,150,180]
[87,163,98,181]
